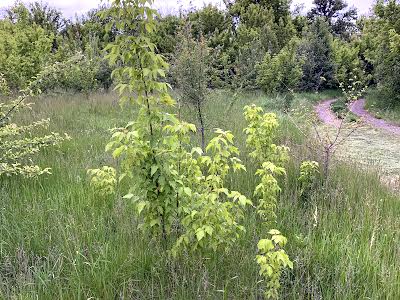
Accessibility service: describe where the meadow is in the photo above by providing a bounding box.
[1,90,399,299]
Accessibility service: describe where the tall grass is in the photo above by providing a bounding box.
[365,89,400,125]
[0,90,398,299]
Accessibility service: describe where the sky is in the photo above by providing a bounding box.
[0,0,376,19]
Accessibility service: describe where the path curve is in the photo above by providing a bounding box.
[315,98,400,136]
[315,99,341,127]
[349,99,400,135]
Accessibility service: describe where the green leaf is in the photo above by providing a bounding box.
[258,239,274,252]
[196,229,205,241]
[184,187,192,197]
[238,195,249,206]
[150,219,160,227]
[151,165,158,176]
[268,229,281,235]
[204,225,213,236]
[112,146,125,158]
[137,201,146,215]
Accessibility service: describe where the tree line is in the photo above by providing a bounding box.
[0,0,399,106]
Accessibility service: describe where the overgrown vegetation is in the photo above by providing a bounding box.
[1,0,399,298]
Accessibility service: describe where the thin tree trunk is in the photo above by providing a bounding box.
[323,148,330,180]
[197,101,205,153]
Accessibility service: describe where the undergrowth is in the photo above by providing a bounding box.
[0,90,398,299]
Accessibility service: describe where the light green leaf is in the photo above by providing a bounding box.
[151,165,158,176]
[196,229,205,241]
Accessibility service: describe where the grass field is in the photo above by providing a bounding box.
[1,90,399,299]
[365,90,400,125]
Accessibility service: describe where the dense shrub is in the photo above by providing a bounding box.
[332,38,365,86]
[363,0,400,106]
[257,38,303,94]
[33,53,106,94]
[299,18,336,91]
[0,6,54,90]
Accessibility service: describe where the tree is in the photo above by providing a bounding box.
[91,0,252,256]
[153,15,183,55]
[332,38,366,87]
[6,1,66,34]
[226,0,292,24]
[188,4,227,40]
[299,18,336,91]
[27,1,67,34]
[223,0,296,89]
[0,7,54,89]
[257,37,303,95]
[243,105,292,299]
[308,0,358,38]
[362,0,400,106]
[172,24,209,151]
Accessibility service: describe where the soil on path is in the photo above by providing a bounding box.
[314,99,341,127]
[314,98,400,190]
[315,98,400,135]
[349,99,400,135]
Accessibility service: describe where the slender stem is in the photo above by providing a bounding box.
[0,95,26,127]
[138,56,154,137]
[197,100,205,153]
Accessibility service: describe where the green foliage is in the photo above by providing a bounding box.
[226,0,296,89]
[256,230,293,300]
[244,105,288,168]
[0,6,54,90]
[173,129,252,255]
[0,71,68,177]
[299,18,336,91]
[257,38,303,94]
[298,160,320,201]
[91,0,251,258]
[243,106,287,225]
[254,162,286,226]
[332,38,365,87]
[339,71,367,102]
[36,52,103,94]
[0,73,10,95]
[363,0,400,106]
[244,104,292,299]
[330,98,348,117]
[172,25,209,149]
[0,2,113,93]
[308,0,358,38]
[188,4,227,40]
[6,1,66,34]
[87,166,117,196]
[153,15,183,55]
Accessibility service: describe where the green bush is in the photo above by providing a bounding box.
[363,0,400,106]
[257,38,303,94]
[299,18,336,91]
[331,98,347,116]
[0,5,53,90]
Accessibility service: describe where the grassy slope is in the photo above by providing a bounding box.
[0,90,399,299]
[365,90,400,125]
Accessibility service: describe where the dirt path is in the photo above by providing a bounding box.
[314,99,341,127]
[315,98,400,135]
[349,99,400,135]
[314,98,400,190]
